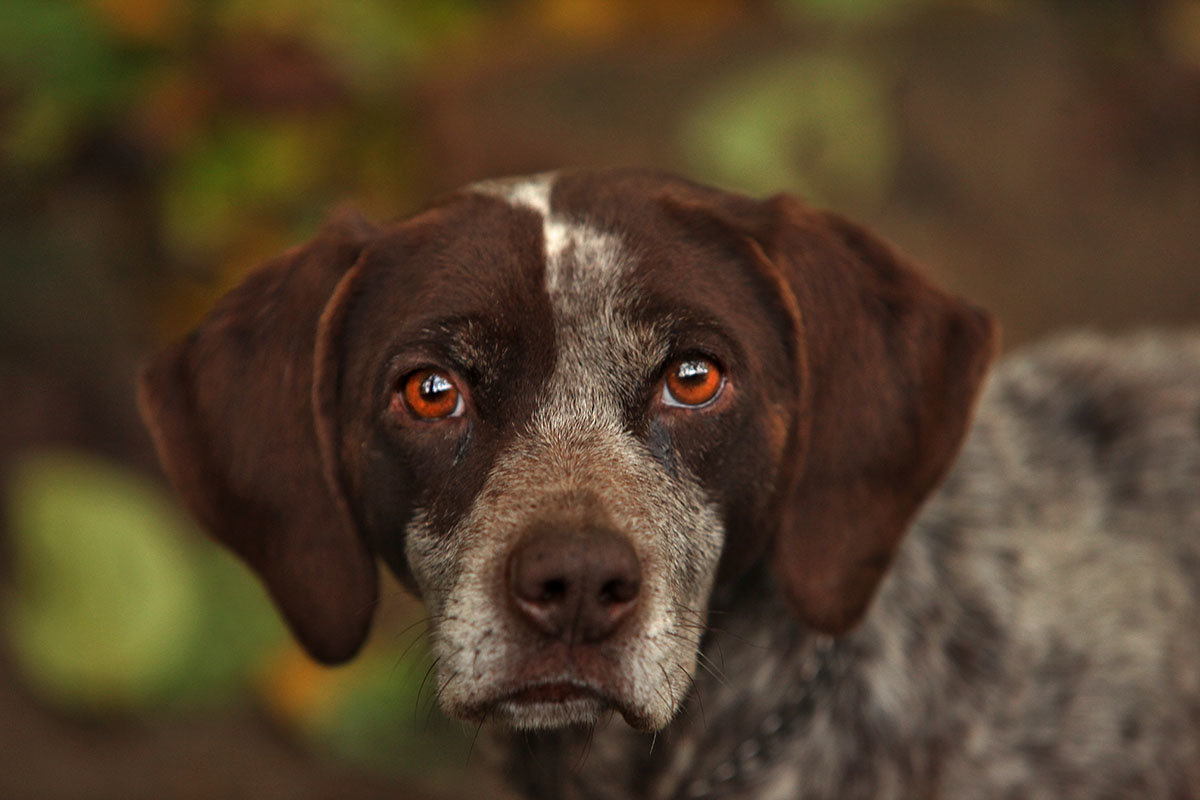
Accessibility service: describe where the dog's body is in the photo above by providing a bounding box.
[509,333,1200,800]
[140,169,1200,798]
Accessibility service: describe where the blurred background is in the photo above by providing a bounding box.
[1,0,1198,797]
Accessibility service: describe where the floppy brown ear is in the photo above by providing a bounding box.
[138,211,379,663]
[664,186,996,632]
[759,196,998,633]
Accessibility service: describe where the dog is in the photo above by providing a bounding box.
[139,168,1200,799]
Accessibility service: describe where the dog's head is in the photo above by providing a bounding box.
[140,169,995,731]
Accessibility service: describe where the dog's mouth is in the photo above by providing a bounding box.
[465,677,654,731]
[507,680,602,704]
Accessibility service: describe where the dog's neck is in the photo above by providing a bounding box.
[489,545,964,800]
[490,439,1007,800]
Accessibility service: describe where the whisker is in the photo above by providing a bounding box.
[659,663,676,702]
[392,613,438,643]
[656,628,730,687]
[414,656,442,723]
[694,649,730,687]
[466,714,487,767]
[652,679,671,713]
[573,721,597,773]
[677,662,707,729]
[671,604,710,626]
[392,620,434,670]
[426,669,461,732]
[702,625,771,651]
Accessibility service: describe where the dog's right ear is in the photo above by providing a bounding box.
[662,187,996,634]
[138,211,379,664]
[757,202,997,634]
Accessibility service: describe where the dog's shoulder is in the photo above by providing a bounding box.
[879,332,1200,796]
[926,331,1200,610]
[969,331,1200,523]
[988,331,1200,448]
[937,331,1200,514]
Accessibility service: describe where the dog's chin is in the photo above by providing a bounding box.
[458,681,663,732]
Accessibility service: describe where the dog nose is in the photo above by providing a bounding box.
[507,526,641,644]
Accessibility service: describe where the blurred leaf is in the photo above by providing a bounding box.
[682,51,898,207]
[533,0,627,41]
[0,0,155,167]
[6,451,202,711]
[162,120,329,262]
[212,0,483,91]
[287,640,470,774]
[0,1,114,95]
[4,450,287,713]
[531,0,746,40]
[165,542,289,706]
[259,644,347,724]
[258,619,470,775]
[131,68,213,153]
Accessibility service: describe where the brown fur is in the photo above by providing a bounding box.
[140,169,1200,799]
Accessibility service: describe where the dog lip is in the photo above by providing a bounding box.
[472,677,658,731]
[462,646,667,729]
[505,680,604,705]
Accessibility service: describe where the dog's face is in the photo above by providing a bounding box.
[338,174,790,729]
[140,169,996,732]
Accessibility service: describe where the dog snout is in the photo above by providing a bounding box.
[507,525,642,644]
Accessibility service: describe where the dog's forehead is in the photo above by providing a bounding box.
[468,173,667,418]
[464,171,721,316]
[364,173,657,320]
[469,171,626,291]
[350,171,776,407]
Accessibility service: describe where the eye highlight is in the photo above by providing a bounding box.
[398,368,464,420]
[661,356,724,408]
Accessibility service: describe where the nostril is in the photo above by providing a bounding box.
[541,578,568,604]
[599,576,639,606]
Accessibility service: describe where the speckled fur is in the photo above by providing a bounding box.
[140,168,1200,799]
[405,175,724,731]
[501,332,1200,800]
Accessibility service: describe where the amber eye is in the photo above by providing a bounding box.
[662,357,724,408]
[400,369,463,420]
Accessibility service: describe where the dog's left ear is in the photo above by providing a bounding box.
[138,210,379,663]
[667,190,997,633]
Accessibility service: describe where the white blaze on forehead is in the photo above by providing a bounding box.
[470,173,626,295]
[472,171,553,215]
[472,172,656,439]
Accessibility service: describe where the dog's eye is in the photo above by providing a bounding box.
[662,357,724,408]
[399,369,464,420]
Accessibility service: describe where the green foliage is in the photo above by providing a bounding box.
[212,0,483,84]
[162,119,331,262]
[0,0,151,167]
[2,448,465,773]
[683,51,898,207]
[305,643,471,773]
[4,450,286,713]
